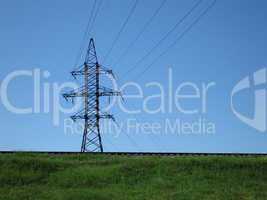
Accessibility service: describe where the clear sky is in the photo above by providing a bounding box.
[0,0,266,153]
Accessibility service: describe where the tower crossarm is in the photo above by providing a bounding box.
[70,111,115,122]
[62,85,87,100]
[70,64,115,78]
[62,91,86,99]
[98,65,115,78]
[99,86,121,97]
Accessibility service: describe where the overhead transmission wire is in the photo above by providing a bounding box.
[73,0,103,72]
[86,0,103,40]
[119,0,216,152]
[102,133,119,152]
[104,105,141,152]
[113,101,142,151]
[70,0,103,90]
[112,0,167,67]
[106,1,163,152]
[73,0,97,69]
[103,0,139,63]
[115,98,161,152]
[132,0,217,81]
[104,0,167,152]
[115,0,204,151]
[121,0,203,78]
[124,131,142,152]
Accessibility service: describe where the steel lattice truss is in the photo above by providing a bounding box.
[63,38,121,152]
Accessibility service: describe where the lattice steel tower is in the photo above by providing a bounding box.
[63,38,121,152]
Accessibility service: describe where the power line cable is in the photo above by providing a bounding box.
[112,0,167,67]
[103,0,139,63]
[124,132,142,152]
[74,0,97,68]
[118,100,159,152]
[114,0,216,152]
[102,133,119,152]
[76,0,103,68]
[88,0,103,37]
[121,0,203,77]
[133,0,217,81]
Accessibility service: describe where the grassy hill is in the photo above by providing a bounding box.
[0,153,267,200]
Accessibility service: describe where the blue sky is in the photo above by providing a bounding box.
[0,0,266,152]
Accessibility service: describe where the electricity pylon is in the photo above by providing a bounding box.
[63,38,121,152]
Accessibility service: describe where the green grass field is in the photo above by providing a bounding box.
[0,153,266,200]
